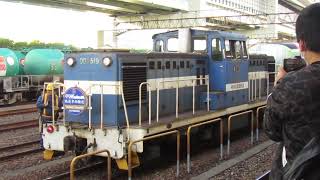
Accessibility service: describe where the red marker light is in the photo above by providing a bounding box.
[47,125,54,133]
[0,57,6,71]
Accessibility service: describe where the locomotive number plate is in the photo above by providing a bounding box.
[79,57,100,64]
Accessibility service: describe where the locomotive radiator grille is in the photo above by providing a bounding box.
[122,63,147,102]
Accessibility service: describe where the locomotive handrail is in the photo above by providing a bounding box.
[249,71,271,102]
[85,83,130,143]
[86,84,105,130]
[43,81,65,127]
[70,149,112,180]
[227,110,254,155]
[86,83,130,131]
[120,82,130,141]
[155,77,209,123]
[187,118,223,173]
[139,82,151,126]
[128,130,180,180]
[259,72,269,100]
[256,105,266,141]
[87,84,111,129]
[267,65,276,94]
[88,94,92,129]
[100,85,104,129]
[259,76,261,100]
[191,78,210,113]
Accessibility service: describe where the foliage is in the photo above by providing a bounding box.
[0,38,14,48]
[0,37,79,52]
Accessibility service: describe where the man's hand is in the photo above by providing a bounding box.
[274,67,287,86]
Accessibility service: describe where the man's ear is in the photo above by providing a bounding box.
[299,40,307,51]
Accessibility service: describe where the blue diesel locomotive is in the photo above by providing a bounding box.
[42,29,273,174]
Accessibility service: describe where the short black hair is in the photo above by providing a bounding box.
[296,3,320,52]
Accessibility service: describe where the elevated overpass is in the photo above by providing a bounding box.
[4,0,312,15]
[3,0,188,16]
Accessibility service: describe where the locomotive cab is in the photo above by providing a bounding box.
[153,29,250,109]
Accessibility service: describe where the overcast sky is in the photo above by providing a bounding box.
[0,1,168,49]
[0,1,112,48]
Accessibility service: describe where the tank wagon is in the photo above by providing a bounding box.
[0,48,63,105]
[42,29,274,177]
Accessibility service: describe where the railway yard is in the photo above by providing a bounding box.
[0,0,316,179]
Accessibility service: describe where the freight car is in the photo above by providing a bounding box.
[42,29,274,178]
[0,48,63,105]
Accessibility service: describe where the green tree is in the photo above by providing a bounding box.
[0,37,79,51]
[29,40,46,48]
[0,38,14,48]
[13,42,29,50]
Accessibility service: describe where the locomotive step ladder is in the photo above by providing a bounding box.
[116,151,140,170]
[43,149,54,160]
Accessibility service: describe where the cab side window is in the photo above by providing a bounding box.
[212,38,222,60]
[149,61,155,69]
[155,40,164,52]
[225,40,232,58]
[225,40,242,60]
[235,41,241,59]
[168,38,178,52]
[192,38,207,53]
[242,41,248,59]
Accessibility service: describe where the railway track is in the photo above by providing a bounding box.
[0,119,38,132]
[0,130,270,179]
[45,161,105,180]
[0,107,37,117]
[0,140,41,161]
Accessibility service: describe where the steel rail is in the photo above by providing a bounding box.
[0,119,38,132]
[0,148,42,161]
[0,107,37,117]
[0,140,40,152]
[45,161,105,180]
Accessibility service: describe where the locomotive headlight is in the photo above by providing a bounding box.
[102,57,112,67]
[66,57,76,67]
[6,56,15,66]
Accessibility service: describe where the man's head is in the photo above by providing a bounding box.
[296,3,320,62]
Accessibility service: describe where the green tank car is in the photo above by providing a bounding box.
[24,49,64,75]
[0,48,20,77]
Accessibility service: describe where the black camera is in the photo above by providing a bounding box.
[283,56,306,72]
